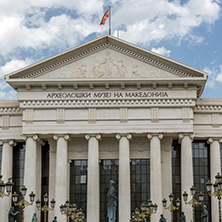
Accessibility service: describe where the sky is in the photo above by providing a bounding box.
[0,0,222,100]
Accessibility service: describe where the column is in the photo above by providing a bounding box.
[179,134,193,222]
[0,140,16,222]
[24,135,39,222]
[148,134,163,222]
[161,138,173,221]
[208,138,221,222]
[85,134,101,222]
[116,133,131,222]
[48,139,57,222]
[53,134,70,222]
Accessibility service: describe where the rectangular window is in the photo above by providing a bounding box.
[12,142,26,222]
[100,159,119,222]
[70,160,88,216]
[192,141,211,222]
[131,159,150,212]
[41,142,49,222]
[0,145,2,174]
[172,141,181,222]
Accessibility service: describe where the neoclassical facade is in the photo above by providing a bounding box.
[0,35,221,222]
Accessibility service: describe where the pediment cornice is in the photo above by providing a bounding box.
[5,35,207,81]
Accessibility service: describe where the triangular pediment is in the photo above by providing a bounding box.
[36,48,182,80]
[5,35,207,81]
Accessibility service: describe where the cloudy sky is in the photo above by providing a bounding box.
[0,0,222,100]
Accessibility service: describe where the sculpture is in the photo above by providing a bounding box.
[159,214,166,222]
[31,212,37,222]
[180,211,186,222]
[107,180,117,222]
[8,207,20,222]
[52,216,57,222]
[201,205,208,222]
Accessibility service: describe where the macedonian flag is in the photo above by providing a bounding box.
[100,8,109,25]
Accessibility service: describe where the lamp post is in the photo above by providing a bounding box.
[60,200,86,222]
[36,193,56,222]
[182,185,204,222]
[162,193,180,222]
[130,199,158,222]
[0,175,13,198]
[206,172,222,222]
[12,185,35,222]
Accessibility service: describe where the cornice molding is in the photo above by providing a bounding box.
[0,107,22,115]
[5,35,206,81]
[195,105,222,112]
[20,98,195,108]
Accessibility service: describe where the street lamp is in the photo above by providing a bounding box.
[36,193,56,222]
[130,199,158,222]
[60,200,86,222]
[162,193,180,222]
[182,185,204,222]
[206,172,222,222]
[12,185,35,222]
[0,175,13,198]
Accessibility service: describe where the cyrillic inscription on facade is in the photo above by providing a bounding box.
[46,91,169,99]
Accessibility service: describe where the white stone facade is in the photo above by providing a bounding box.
[0,35,221,222]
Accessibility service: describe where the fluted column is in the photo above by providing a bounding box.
[24,135,39,222]
[0,140,16,222]
[54,134,70,222]
[85,134,101,222]
[208,138,221,222]
[179,133,193,222]
[116,133,132,222]
[148,134,163,222]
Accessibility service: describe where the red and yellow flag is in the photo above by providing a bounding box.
[100,8,109,25]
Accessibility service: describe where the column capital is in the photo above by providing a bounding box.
[178,133,194,144]
[0,140,17,146]
[53,134,70,141]
[207,138,222,144]
[207,138,214,144]
[147,133,163,140]
[116,133,132,141]
[85,134,101,141]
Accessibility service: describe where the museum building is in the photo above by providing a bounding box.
[0,35,221,222]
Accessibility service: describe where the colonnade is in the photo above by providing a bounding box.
[0,134,221,222]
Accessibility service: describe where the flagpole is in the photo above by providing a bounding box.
[109,6,111,35]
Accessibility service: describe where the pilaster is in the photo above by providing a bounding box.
[48,139,57,222]
[161,138,173,220]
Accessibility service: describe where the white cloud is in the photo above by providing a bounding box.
[204,65,222,88]
[112,0,220,46]
[151,47,171,57]
[0,89,17,101]
[0,58,33,78]
[0,0,220,57]
[0,0,221,100]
